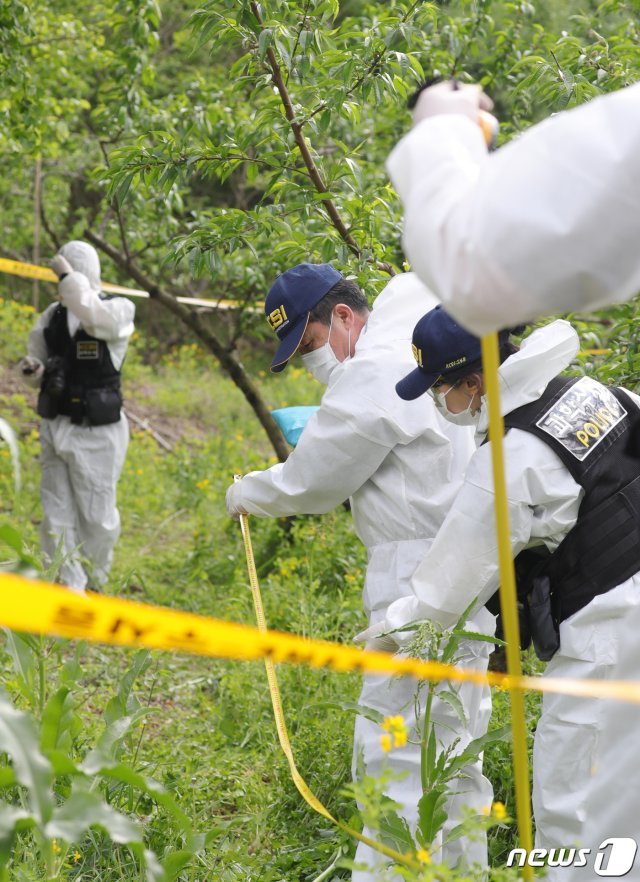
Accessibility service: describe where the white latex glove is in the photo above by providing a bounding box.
[225,482,248,520]
[50,254,73,280]
[413,81,498,146]
[19,356,45,381]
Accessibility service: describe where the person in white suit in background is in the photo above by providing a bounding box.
[20,240,134,592]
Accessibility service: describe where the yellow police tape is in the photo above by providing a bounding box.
[237,510,420,870]
[1,572,640,703]
[0,257,262,312]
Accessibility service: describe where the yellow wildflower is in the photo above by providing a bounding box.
[52,840,61,854]
[417,848,431,864]
[393,728,408,748]
[492,801,507,820]
[196,478,210,490]
[381,714,408,749]
[73,850,81,863]
[380,734,392,753]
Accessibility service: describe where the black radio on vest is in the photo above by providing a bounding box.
[38,302,122,426]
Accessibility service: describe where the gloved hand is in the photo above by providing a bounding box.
[353,620,400,653]
[50,254,73,280]
[18,356,45,382]
[225,482,248,520]
[413,81,498,146]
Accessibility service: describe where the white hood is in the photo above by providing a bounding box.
[476,319,580,435]
[356,271,441,353]
[59,241,101,292]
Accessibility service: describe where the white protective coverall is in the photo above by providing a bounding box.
[567,606,640,879]
[380,320,640,877]
[231,272,495,876]
[26,241,134,592]
[386,83,640,335]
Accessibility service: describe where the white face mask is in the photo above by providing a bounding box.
[432,384,481,427]
[301,313,350,385]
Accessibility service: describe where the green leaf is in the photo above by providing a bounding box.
[105,649,151,724]
[2,631,37,706]
[0,525,24,556]
[416,787,448,849]
[0,805,35,867]
[40,687,77,754]
[45,781,142,844]
[378,799,415,854]
[83,707,153,773]
[443,726,511,782]
[309,700,385,725]
[0,692,54,826]
[436,689,468,729]
[97,764,193,839]
[0,766,15,790]
[258,28,273,61]
[162,850,196,881]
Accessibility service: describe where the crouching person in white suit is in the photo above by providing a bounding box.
[362,306,640,879]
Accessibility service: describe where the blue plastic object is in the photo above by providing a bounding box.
[271,406,320,447]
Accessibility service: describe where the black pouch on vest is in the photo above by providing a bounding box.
[37,389,59,420]
[66,384,84,424]
[84,387,122,426]
[528,574,560,661]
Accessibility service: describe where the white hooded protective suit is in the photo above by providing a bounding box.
[231,272,495,876]
[27,241,135,592]
[382,320,640,876]
[386,83,640,335]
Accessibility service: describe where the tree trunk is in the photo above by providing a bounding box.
[84,230,290,463]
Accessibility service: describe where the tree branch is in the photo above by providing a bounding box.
[97,139,131,262]
[84,229,291,463]
[250,1,394,276]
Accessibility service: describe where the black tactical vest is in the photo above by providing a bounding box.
[38,302,123,426]
[504,375,640,624]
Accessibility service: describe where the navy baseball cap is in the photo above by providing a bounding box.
[265,263,343,372]
[396,305,485,400]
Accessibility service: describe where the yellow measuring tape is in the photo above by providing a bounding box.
[482,333,534,878]
[0,257,262,312]
[238,510,421,870]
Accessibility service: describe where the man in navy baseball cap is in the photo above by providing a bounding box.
[396,305,513,401]
[265,263,347,372]
[228,272,498,872]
